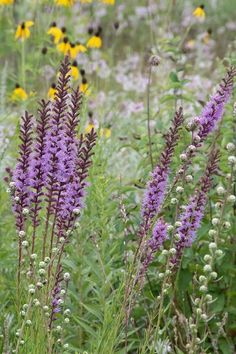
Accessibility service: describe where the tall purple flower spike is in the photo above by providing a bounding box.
[140,107,184,235]
[197,67,236,141]
[171,149,220,266]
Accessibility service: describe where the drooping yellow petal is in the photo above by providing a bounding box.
[80,0,92,3]
[76,43,87,53]
[11,87,28,101]
[47,27,63,44]
[100,128,111,138]
[193,6,205,18]
[15,25,22,39]
[55,0,74,7]
[100,0,115,4]
[47,86,57,100]
[57,41,70,55]
[0,0,14,5]
[25,21,34,28]
[87,36,102,49]
[71,66,79,80]
[85,123,95,134]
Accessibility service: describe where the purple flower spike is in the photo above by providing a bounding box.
[141,107,184,234]
[171,149,220,266]
[198,67,236,141]
[139,218,168,283]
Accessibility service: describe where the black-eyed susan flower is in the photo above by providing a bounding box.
[193,4,205,18]
[69,43,80,59]
[75,41,87,54]
[100,127,111,138]
[87,28,102,49]
[15,21,34,41]
[80,78,90,95]
[0,0,14,5]
[100,0,115,4]
[48,83,57,100]
[57,37,70,55]
[70,61,79,80]
[11,84,28,101]
[47,22,66,44]
[55,0,74,6]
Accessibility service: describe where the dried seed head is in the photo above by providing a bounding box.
[148,54,161,67]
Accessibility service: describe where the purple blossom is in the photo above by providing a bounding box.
[138,218,168,284]
[197,67,236,141]
[171,149,220,266]
[141,107,184,234]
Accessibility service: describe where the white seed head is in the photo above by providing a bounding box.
[20,310,26,317]
[22,208,29,215]
[56,325,62,332]
[185,175,193,182]
[26,320,32,326]
[58,299,64,305]
[212,218,219,226]
[28,288,35,295]
[9,182,16,189]
[199,285,208,293]
[38,268,46,276]
[43,306,49,311]
[204,254,212,263]
[223,221,231,230]
[39,261,46,268]
[180,153,187,161]
[203,264,212,273]
[187,145,196,153]
[199,275,206,283]
[64,317,70,324]
[64,272,70,281]
[228,156,236,165]
[6,188,11,193]
[14,196,20,202]
[176,186,184,193]
[174,221,182,228]
[60,289,66,296]
[158,273,164,279]
[30,253,37,260]
[45,312,50,317]
[52,247,58,254]
[59,237,65,243]
[216,186,225,195]
[167,225,174,232]
[23,304,28,310]
[20,340,25,345]
[73,208,80,215]
[44,257,50,263]
[64,309,71,316]
[169,248,176,255]
[36,282,43,288]
[63,343,69,349]
[215,249,223,257]
[34,300,40,307]
[19,230,26,238]
[22,240,29,248]
[194,298,200,305]
[208,229,217,237]
[210,272,218,279]
[205,294,212,302]
[201,314,208,321]
[209,242,217,250]
[170,198,178,204]
[226,143,235,151]
[227,195,236,203]
[196,308,202,314]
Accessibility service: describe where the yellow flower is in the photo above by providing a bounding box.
[193,5,205,18]
[0,0,14,5]
[80,78,91,96]
[85,123,95,134]
[70,61,79,80]
[100,128,111,138]
[15,21,34,41]
[100,0,115,4]
[80,0,92,3]
[185,39,195,50]
[55,0,74,6]
[57,37,70,55]
[75,42,87,53]
[47,22,66,44]
[11,84,28,101]
[87,35,102,49]
[48,83,57,100]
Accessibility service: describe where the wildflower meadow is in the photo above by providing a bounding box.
[0,0,236,353]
